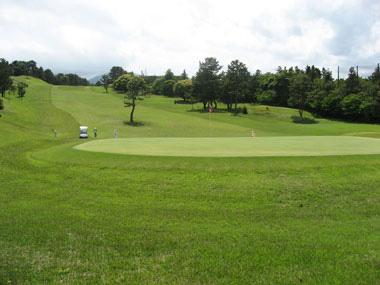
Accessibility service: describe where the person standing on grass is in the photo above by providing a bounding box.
[94,127,97,138]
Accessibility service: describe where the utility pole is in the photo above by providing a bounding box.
[337,66,340,86]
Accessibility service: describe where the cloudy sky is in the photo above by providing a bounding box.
[0,0,379,78]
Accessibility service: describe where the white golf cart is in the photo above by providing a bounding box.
[79,126,89,139]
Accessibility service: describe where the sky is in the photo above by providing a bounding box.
[0,0,379,79]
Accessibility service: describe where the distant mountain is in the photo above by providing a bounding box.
[88,75,102,84]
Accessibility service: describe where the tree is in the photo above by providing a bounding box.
[0,59,13,97]
[162,80,176,96]
[346,67,360,94]
[288,73,312,119]
[43,69,56,84]
[173,79,193,101]
[152,78,165,95]
[164,69,175,80]
[180,70,188,80]
[109,66,126,82]
[99,74,112,93]
[222,60,250,112]
[113,74,131,92]
[0,97,4,111]
[256,90,277,105]
[123,75,147,124]
[370,64,380,84]
[193,57,222,109]
[16,82,28,98]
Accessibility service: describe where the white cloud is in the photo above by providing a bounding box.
[0,0,379,78]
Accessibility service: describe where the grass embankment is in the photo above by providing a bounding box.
[0,77,379,284]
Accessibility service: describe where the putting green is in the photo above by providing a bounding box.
[74,136,380,157]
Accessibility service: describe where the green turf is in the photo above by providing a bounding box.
[75,136,380,157]
[51,84,380,138]
[0,77,379,284]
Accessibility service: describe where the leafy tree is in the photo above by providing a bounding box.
[162,80,176,96]
[0,59,13,97]
[123,75,147,124]
[173,79,193,101]
[109,66,126,82]
[164,69,175,80]
[99,74,112,93]
[288,73,312,119]
[193,57,222,109]
[16,82,28,98]
[113,74,131,93]
[152,78,165,95]
[222,60,250,112]
[256,90,277,105]
[341,93,362,118]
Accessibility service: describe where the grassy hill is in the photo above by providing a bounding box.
[51,84,380,138]
[0,77,379,284]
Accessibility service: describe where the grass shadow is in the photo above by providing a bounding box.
[291,116,319,124]
[186,108,229,113]
[123,121,146,127]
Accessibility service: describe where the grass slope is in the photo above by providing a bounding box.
[51,85,380,138]
[0,77,379,284]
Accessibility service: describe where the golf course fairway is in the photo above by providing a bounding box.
[75,136,380,157]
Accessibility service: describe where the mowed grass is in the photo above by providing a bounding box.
[0,77,379,284]
[51,85,380,138]
[75,136,380,157]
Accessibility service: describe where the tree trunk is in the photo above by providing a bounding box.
[234,92,238,113]
[213,100,217,109]
[130,98,136,124]
[1,91,4,98]
[203,102,207,110]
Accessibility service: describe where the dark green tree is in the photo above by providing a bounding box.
[152,78,165,95]
[193,57,222,109]
[162,80,176,96]
[288,73,312,119]
[346,67,360,94]
[164,69,175,80]
[109,66,126,82]
[0,59,13,97]
[180,70,188,80]
[370,64,380,84]
[222,60,250,112]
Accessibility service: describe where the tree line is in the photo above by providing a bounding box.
[148,58,380,122]
[4,59,89,86]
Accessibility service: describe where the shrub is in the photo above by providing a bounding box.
[242,106,248,114]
